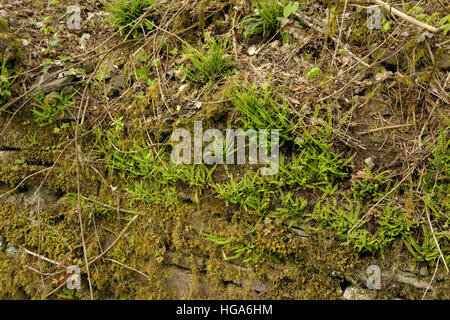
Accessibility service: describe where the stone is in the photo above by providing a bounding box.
[3,186,59,218]
[437,54,450,71]
[364,157,375,169]
[0,234,6,251]
[43,91,60,105]
[396,271,429,289]
[32,74,76,93]
[82,61,96,74]
[5,242,20,256]
[0,10,8,21]
[0,31,20,62]
[105,84,119,98]
[0,150,25,164]
[419,266,429,277]
[369,44,397,66]
[105,75,127,97]
[343,285,372,300]
[0,17,9,33]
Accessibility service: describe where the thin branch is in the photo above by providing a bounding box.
[373,0,445,33]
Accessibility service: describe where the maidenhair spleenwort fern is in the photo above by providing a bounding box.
[179,36,233,86]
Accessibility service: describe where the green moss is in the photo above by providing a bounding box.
[0,32,21,63]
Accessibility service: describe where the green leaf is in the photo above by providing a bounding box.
[151,58,159,67]
[437,15,449,27]
[283,1,299,18]
[136,67,148,79]
[306,67,320,80]
[139,55,149,62]
[412,6,423,14]
[136,91,145,99]
[416,14,427,21]
[48,39,59,46]
[426,13,439,25]
[58,55,73,61]
[383,21,391,31]
[444,24,450,36]
[143,20,154,31]
[403,3,410,10]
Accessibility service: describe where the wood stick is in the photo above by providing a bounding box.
[373,0,445,33]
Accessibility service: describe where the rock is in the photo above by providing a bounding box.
[105,84,119,98]
[396,270,430,289]
[0,17,9,33]
[0,126,27,149]
[3,186,59,218]
[369,44,397,66]
[79,33,91,51]
[97,57,118,81]
[105,75,127,98]
[419,266,429,277]
[364,157,375,169]
[239,274,270,293]
[43,91,60,105]
[437,54,450,71]
[0,30,20,63]
[5,242,20,256]
[165,267,195,299]
[404,262,420,275]
[0,234,6,251]
[32,74,76,94]
[374,70,393,82]
[83,61,96,74]
[0,150,25,165]
[343,285,372,300]
[112,75,127,89]
[0,10,8,21]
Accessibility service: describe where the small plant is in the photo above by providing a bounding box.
[403,220,449,266]
[179,37,233,86]
[403,3,450,35]
[422,127,449,208]
[404,126,450,267]
[269,191,307,226]
[200,230,261,262]
[97,137,216,206]
[240,0,284,41]
[180,164,216,192]
[32,90,76,127]
[57,287,79,300]
[229,83,295,142]
[306,67,320,80]
[39,16,55,35]
[351,168,391,202]
[0,57,20,105]
[107,0,157,37]
[280,124,352,190]
[309,197,408,256]
[212,172,269,214]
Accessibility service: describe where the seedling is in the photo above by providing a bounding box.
[32,90,76,127]
[179,36,233,86]
[107,0,157,38]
